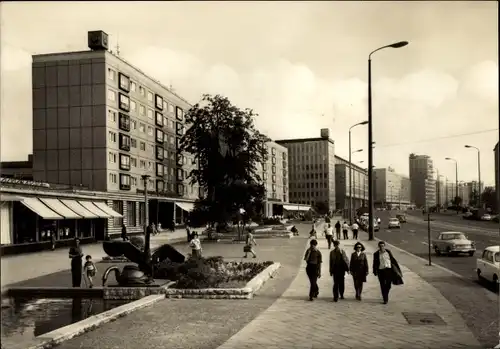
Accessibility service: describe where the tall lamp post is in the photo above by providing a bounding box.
[348,139,365,224]
[445,157,459,213]
[464,145,481,208]
[367,41,409,240]
[141,174,151,262]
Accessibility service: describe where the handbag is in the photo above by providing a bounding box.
[243,245,252,253]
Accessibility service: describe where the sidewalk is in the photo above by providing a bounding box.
[215,235,481,349]
[0,229,188,288]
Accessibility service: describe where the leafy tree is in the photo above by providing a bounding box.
[314,200,329,215]
[481,187,497,211]
[180,94,270,230]
[453,196,462,207]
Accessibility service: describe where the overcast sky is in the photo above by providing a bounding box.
[1,1,498,185]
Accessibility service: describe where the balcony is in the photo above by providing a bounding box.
[119,174,131,190]
[119,154,131,171]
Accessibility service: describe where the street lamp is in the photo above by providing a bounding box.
[464,145,481,208]
[367,41,409,240]
[445,157,459,213]
[349,121,368,224]
[141,174,151,262]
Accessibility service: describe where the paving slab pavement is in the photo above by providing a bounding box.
[215,236,481,349]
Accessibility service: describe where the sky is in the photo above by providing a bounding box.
[0,1,498,185]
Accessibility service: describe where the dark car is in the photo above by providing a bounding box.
[396,214,406,223]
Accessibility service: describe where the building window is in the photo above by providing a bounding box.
[140,141,146,151]
[272,165,276,174]
[108,109,116,122]
[155,112,164,127]
[118,72,130,92]
[156,129,164,144]
[119,113,130,132]
[272,175,276,183]
[147,109,154,120]
[119,154,131,170]
[147,126,154,136]
[139,202,145,225]
[163,116,168,128]
[155,94,163,110]
[119,174,130,191]
[272,157,276,165]
[170,136,175,145]
[163,100,168,110]
[108,152,116,163]
[163,148,168,159]
[139,160,146,168]
[131,138,137,148]
[109,172,117,183]
[177,154,184,166]
[112,200,124,226]
[157,180,165,192]
[107,68,116,80]
[130,157,137,167]
[177,183,184,196]
[149,144,154,155]
[147,91,153,102]
[130,81,136,92]
[139,105,146,116]
[156,163,164,176]
[119,133,130,151]
[130,100,137,112]
[176,107,183,121]
[176,137,180,149]
[176,122,184,136]
[131,120,137,130]
[108,131,116,143]
[156,145,164,161]
[139,123,145,133]
[131,176,137,186]
[107,89,116,102]
[126,201,136,226]
[119,93,130,112]
[177,168,184,181]
[168,104,174,113]
[169,120,175,129]
[139,86,145,96]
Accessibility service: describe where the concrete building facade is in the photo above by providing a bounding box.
[409,153,436,208]
[373,167,411,209]
[334,157,368,212]
[276,129,336,211]
[1,155,34,180]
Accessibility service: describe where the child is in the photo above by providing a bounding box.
[189,232,202,258]
[83,255,97,288]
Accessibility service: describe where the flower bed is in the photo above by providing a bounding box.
[154,256,273,289]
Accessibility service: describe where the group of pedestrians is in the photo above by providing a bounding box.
[304,238,403,304]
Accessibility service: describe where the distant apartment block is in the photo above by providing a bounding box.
[276,129,336,211]
[409,153,436,207]
[373,167,411,209]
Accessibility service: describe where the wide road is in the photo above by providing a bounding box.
[408,210,499,233]
[374,210,499,293]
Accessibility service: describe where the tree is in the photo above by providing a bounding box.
[481,187,497,211]
[469,190,479,207]
[179,94,270,229]
[314,200,329,215]
[453,196,462,207]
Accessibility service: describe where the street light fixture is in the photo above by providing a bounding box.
[445,157,459,213]
[367,41,409,240]
[464,145,481,208]
[349,121,368,224]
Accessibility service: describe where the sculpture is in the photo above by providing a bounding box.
[102,238,186,287]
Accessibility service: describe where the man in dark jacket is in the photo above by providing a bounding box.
[372,241,403,304]
[304,239,322,301]
[329,240,349,302]
[334,221,341,240]
[121,224,129,241]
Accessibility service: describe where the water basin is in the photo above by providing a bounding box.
[1,297,129,349]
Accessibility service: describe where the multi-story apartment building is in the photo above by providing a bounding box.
[256,141,288,216]
[373,167,411,209]
[30,30,197,233]
[445,182,469,207]
[334,157,368,213]
[276,129,336,211]
[494,142,499,199]
[409,153,436,208]
[436,178,447,208]
[464,181,483,206]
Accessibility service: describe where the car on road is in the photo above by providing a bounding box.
[463,212,473,219]
[396,214,406,223]
[480,213,492,221]
[431,232,476,257]
[388,218,401,229]
[476,245,499,290]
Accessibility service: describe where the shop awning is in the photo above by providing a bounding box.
[60,200,98,219]
[78,201,111,218]
[176,202,195,212]
[20,197,63,220]
[39,198,82,219]
[0,194,23,201]
[283,204,311,212]
[93,202,123,218]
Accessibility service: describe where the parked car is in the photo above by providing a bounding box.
[396,214,406,223]
[431,232,476,256]
[476,245,499,290]
[480,213,492,221]
[388,218,401,229]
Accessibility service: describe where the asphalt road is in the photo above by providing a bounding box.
[408,210,499,233]
[374,211,499,293]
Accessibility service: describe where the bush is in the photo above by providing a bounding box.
[130,236,145,251]
[154,256,273,289]
[262,217,282,225]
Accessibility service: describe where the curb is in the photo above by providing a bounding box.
[27,294,164,349]
[164,262,281,299]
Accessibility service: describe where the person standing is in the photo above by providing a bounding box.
[342,221,349,240]
[349,242,369,300]
[69,238,83,287]
[372,241,403,304]
[243,230,257,258]
[334,220,341,240]
[351,221,359,240]
[309,221,317,239]
[121,223,129,241]
[329,240,349,302]
[189,232,202,258]
[324,223,334,249]
[83,255,97,288]
[304,239,322,301]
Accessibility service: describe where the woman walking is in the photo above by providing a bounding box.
[349,242,369,300]
[304,239,322,301]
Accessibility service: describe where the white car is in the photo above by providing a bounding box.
[476,246,499,289]
[481,214,492,221]
[388,218,401,229]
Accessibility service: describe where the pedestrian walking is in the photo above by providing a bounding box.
[342,221,349,240]
[324,223,334,249]
[351,222,359,240]
[68,238,83,287]
[83,255,97,288]
[189,232,202,258]
[121,223,129,241]
[50,231,56,251]
[304,239,322,301]
[349,242,368,300]
[334,220,341,240]
[186,225,192,242]
[329,240,349,302]
[243,230,257,258]
[372,241,403,304]
[309,221,317,239]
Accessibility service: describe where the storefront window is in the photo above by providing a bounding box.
[113,200,124,227]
